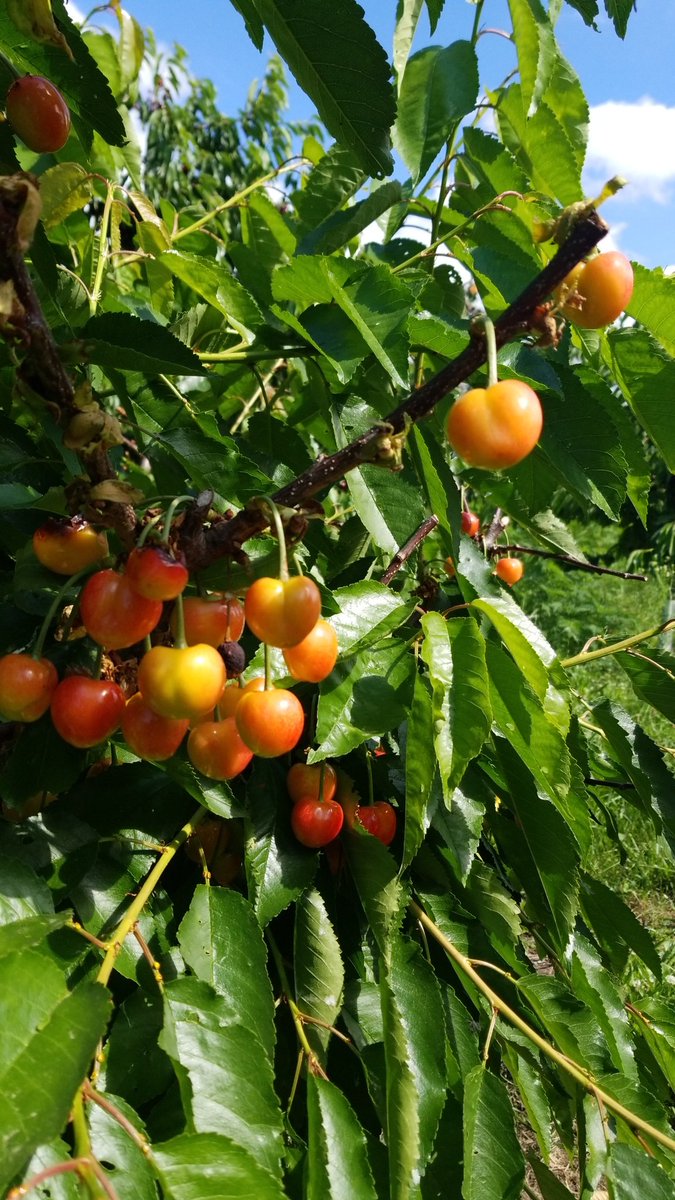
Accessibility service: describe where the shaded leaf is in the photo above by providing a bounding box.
[154,1132,286,1199]
[307,1074,378,1200]
[395,41,479,181]
[294,888,345,1062]
[463,1066,525,1200]
[82,313,205,376]
[616,649,675,725]
[245,760,318,927]
[313,640,415,761]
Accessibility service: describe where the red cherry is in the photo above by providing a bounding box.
[32,516,108,575]
[125,546,189,601]
[80,570,162,650]
[6,75,71,154]
[461,511,481,538]
[357,801,397,846]
[50,676,125,748]
[282,618,338,683]
[495,557,524,586]
[287,762,338,804]
[0,653,59,722]
[235,688,304,757]
[291,796,344,848]
[187,717,254,780]
[121,693,189,761]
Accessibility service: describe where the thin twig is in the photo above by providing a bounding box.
[188,210,609,569]
[491,544,647,581]
[7,1158,90,1199]
[585,778,636,791]
[381,515,439,584]
[83,1080,153,1159]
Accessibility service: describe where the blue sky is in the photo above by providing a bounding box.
[98,1,675,268]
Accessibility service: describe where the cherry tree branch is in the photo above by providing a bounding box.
[190,209,608,568]
[381,514,439,584]
[490,544,648,581]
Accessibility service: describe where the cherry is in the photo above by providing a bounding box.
[235,687,305,757]
[495,557,524,586]
[50,676,125,748]
[0,653,58,722]
[173,594,245,647]
[283,618,338,683]
[461,511,481,538]
[291,796,344,848]
[217,676,264,717]
[32,516,108,576]
[137,644,226,720]
[187,716,253,780]
[357,801,397,846]
[185,817,230,864]
[287,761,338,805]
[125,546,189,601]
[559,251,634,329]
[6,75,71,154]
[447,380,543,470]
[80,570,162,650]
[121,693,189,762]
[245,575,321,648]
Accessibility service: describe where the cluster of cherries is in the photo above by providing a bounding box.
[0,514,397,850]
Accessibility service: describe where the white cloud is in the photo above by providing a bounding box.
[585,98,675,203]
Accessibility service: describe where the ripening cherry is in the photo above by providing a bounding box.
[185,817,230,865]
[283,618,338,683]
[447,380,543,470]
[235,687,305,757]
[559,251,634,329]
[0,653,58,722]
[125,546,189,601]
[218,676,264,717]
[287,761,338,805]
[291,795,344,848]
[80,569,162,650]
[121,693,189,762]
[138,644,226,721]
[461,511,481,538]
[50,676,125,748]
[32,516,108,576]
[173,594,245,647]
[245,575,321,648]
[495,557,524,586]
[6,75,71,154]
[187,717,253,780]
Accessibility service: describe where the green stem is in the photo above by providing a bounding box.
[561,619,674,668]
[162,495,193,544]
[173,162,303,242]
[410,900,675,1155]
[89,184,115,318]
[198,346,313,364]
[471,0,485,41]
[365,750,374,807]
[97,806,206,988]
[263,497,289,581]
[264,642,271,690]
[484,317,498,388]
[136,511,165,548]
[32,565,98,660]
[71,1093,102,1199]
[267,931,328,1078]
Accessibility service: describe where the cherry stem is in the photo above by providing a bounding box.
[264,642,271,690]
[162,495,194,545]
[318,760,326,803]
[484,316,498,388]
[32,565,96,660]
[172,593,188,649]
[263,497,289,581]
[366,750,374,807]
[136,512,164,549]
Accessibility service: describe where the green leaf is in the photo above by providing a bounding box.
[432,771,486,885]
[625,263,675,357]
[590,701,675,853]
[603,0,637,38]
[298,181,403,255]
[610,328,675,472]
[16,1140,81,1200]
[82,312,206,376]
[245,760,318,927]
[517,975,612,1074]
[616,649,675,725]
[154,1132,286,1199]
[403,673,435,869]
[472,593,555,702]
[608,1144,674,1198]
[178,886,276,1062]
[250,0,396,178]
[160,978,283,1179]
[462,1066,525,1200]
[312,640,415,760]
[0,714,85,806]
[344,827,403,957]
[40,163,94,228]
[88,1092,156,1200]
[567,932,637,1078]
[101,989,173,1109]
[0,855,53,925]
[229,0,265,49]
[635,997,675,1085]
[0,913,68,956]
[393,0,425,79]
[160,250,263,341]
[294,143,365,230]
[411,424,463,546]
[527,1158,576,1200]
[508,0,557,115]
[307,1074,379,1200]
[160,749,246,820]
[294,888,344,1063]
[421,613,492,800]
[394,41,479,182]
[389,936,447,1168]
[157,428,270,502]
[579,874,661,980]
[324,260,414,387]
[501,1044,553,1162]
[0,953,109,1191]
[380,956,420,1200]
[492,739,580,949]
[329,581,413,658]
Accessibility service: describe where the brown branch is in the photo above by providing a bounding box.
[381,514,439,585]
[585,778,636,790]
[491,544,647,581]
[7,1158,91,1199]
[0,174,137,546]
[190,209,608,569]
